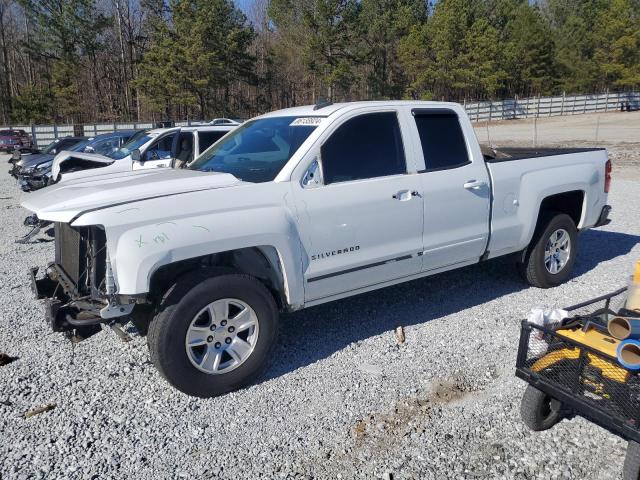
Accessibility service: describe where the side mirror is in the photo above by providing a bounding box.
[50,148,57,155]
[84,146,95,153]
[302,159,323,188]
[131,149,141,162]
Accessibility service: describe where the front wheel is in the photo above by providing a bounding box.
[148,272,279,397]
[520,212,578,288]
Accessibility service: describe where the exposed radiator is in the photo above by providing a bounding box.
[55,222,83,284]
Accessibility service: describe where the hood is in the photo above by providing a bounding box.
[21,168,242,223]
[51,150,114,181]
[17,153,54,169]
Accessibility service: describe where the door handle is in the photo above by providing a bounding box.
[392,190,412,201]
[463,180,487,190]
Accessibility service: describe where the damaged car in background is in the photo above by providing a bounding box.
[9,136,87,179]
[48,124,236,184]
[16,130,140,192]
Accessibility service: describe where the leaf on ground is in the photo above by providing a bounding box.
[25,403,56,418]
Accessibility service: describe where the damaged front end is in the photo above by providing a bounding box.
[30,223,135,342]
[17,162,53,192]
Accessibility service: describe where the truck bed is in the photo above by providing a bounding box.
[482,146,605,163]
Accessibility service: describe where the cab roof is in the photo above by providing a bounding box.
[259,100,462,119]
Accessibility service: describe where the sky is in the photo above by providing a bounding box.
[235,0,255,15]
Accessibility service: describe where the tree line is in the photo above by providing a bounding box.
[0,0,638,125]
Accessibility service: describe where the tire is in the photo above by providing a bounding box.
[520,212,578,288]
[147,271,279,397]
[624,441,640,480]
[520,385,564,431]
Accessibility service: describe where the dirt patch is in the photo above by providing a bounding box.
[352,377,477,450]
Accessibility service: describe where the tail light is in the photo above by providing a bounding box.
[604,159,612,193]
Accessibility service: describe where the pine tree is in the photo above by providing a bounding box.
[503,3,558,96]
[302,0,361,101]
[593,0,640,90]
[358,0,426,99]
[135,0,255,119]
[18,0,110,122]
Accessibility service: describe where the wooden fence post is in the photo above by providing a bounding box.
[30,125,37,148]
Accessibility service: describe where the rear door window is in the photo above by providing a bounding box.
[413,111,470,171]
[198,131,227,151]
[321,112,406,184]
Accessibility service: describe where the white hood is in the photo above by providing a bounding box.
[21,168,241,223]
[51,150,114,181]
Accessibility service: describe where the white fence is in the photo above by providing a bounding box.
[465,91,639,123]
[2,91,638,148]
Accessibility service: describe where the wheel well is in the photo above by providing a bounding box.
[148,246,287,310]
[537,190,584,228]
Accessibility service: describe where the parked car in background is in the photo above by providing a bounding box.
[0,129,33,152]
[24,100,611,397]
[208,118,242,126]
[17,130,140,192]
[9,136,87,178]
[50,125,236,183]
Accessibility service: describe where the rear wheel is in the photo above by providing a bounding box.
[520,385,564,431]
[148,272,279,397]
[520,213,577,288]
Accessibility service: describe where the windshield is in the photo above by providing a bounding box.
[70,140,91,152]
[189,116,320,182]
[109,130,154,160]
[41,140,61,154]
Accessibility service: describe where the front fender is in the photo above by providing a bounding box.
[72,184,305,308]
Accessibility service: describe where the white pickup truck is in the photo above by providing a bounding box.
[50,124,235,183]
[24,101,612,397]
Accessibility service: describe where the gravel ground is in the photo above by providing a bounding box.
[1,124,640,479]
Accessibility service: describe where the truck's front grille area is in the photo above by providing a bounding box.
[54,223,107,297]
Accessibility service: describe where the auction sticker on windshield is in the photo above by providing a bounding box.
[290,117,324,127]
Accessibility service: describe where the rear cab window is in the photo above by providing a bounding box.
[321,111,406,184]
[413,110,470,172]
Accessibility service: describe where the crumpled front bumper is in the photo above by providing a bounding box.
[9,162,21,178]
[17,171,49,192]
[29,264,135,340]
[29,265,103,338]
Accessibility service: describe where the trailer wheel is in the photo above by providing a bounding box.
[520,385,563,431]
[520,212,577,288]
[624,441,640,480]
